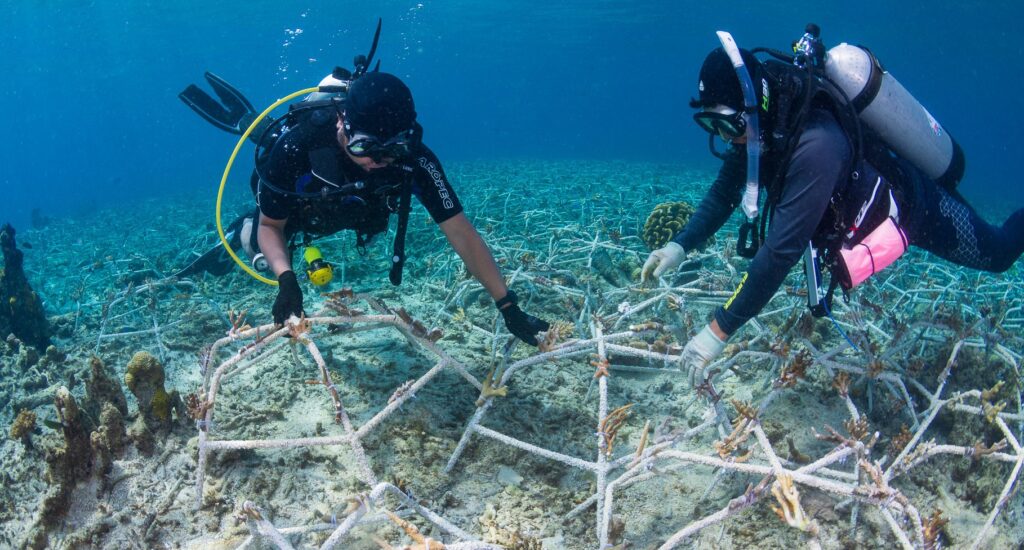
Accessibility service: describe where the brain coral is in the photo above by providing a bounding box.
[642,201,695,250]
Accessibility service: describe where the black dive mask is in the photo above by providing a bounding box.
[344,120,417,162]
[693,109,746,139]
[347,130,416,162]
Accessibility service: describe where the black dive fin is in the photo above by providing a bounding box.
[178,72,256,135]
[179,84,238,134]
[204,72,255,114]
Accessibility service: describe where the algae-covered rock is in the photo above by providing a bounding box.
[16,344,40,372]
[52,386,92,483]
[591,247,631,287]
[85,355,128,420]
[642,201,695,250]
[36,345,65,372]
[91,403,126,478]
[125,351,169,426]
[9,408,36,446]
[39,386,94,529]
[127,416,155,455]
[0,223,51,350]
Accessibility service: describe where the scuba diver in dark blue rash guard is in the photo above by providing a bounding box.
[175,36,549,345]
[642,27,1024,386]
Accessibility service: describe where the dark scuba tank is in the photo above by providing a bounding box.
[825,43,965,190]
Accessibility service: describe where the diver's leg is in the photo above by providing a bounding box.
[238,208,271,272]
[173,214,249,278]
[902,178,1024,272]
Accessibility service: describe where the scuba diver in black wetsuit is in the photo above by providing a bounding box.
[641,26,1024,384]
[175,26,549,345]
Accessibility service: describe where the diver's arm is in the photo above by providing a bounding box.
[256,214,293,277]
[438,213,509,301]
[708,318,728,340]
[672,148,745,251]
[714,113,851,336]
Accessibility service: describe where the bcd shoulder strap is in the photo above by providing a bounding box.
[388,169,414,286]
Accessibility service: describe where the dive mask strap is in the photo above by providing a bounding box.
[707,134,727,160]
[716,31,761,220]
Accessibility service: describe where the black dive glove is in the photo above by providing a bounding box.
[272,270,305,324]
[497,291,550,346]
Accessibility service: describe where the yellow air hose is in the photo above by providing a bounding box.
[215,86,319,286]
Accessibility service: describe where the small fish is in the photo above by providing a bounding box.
[21,242,32,249]
[43,419,62,431]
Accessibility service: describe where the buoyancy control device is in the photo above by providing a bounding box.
[212,18,415,288]
[743,24,967,317]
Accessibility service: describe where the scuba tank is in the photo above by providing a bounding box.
[824,43,965,190]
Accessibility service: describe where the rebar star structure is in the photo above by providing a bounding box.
[194,293,507,549]
[192,271,1023,549]
[30,160,1021,548]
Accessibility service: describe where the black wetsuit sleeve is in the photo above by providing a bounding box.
[255,178,293,220]
[672,148,746,251]
[408,145,463,224]
[715,111,852,335]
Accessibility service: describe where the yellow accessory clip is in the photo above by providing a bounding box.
[303,246,334,286]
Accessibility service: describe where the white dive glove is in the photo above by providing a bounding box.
[641,242,686,282]
[680,324,727,387]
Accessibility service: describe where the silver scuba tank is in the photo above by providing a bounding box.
[825,43,965,189]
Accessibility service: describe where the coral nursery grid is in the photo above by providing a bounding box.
[8,160,1022,549]
[191,161,1024,548]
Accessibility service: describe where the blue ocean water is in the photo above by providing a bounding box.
[1,0,1023,228]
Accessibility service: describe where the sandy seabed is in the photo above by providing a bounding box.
[1,159,1022,549]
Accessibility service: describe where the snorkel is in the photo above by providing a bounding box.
[715,31,761,221]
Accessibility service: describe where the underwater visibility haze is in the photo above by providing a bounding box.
[3,0,1024,225]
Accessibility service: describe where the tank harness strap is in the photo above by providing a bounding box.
[388,172,414,286]
[848,46,884,113]
[825,266,845,308]
[759,62,820,236]
[308,148,344,190]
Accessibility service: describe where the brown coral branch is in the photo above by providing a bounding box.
[770,473,819,536]
[590,357,611,379]
[971,439,1008,460]
[629,420,651,468]
[715,416,753,462]
[599,404,634,458]
[922,509,948,550]
[774,349,811,388]
[475,366,508,407]
[185,392,211,422]
[382,509,447,550]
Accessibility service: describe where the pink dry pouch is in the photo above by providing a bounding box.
[837,217,908,289]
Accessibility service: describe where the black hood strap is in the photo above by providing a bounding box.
[388,172,414,286]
